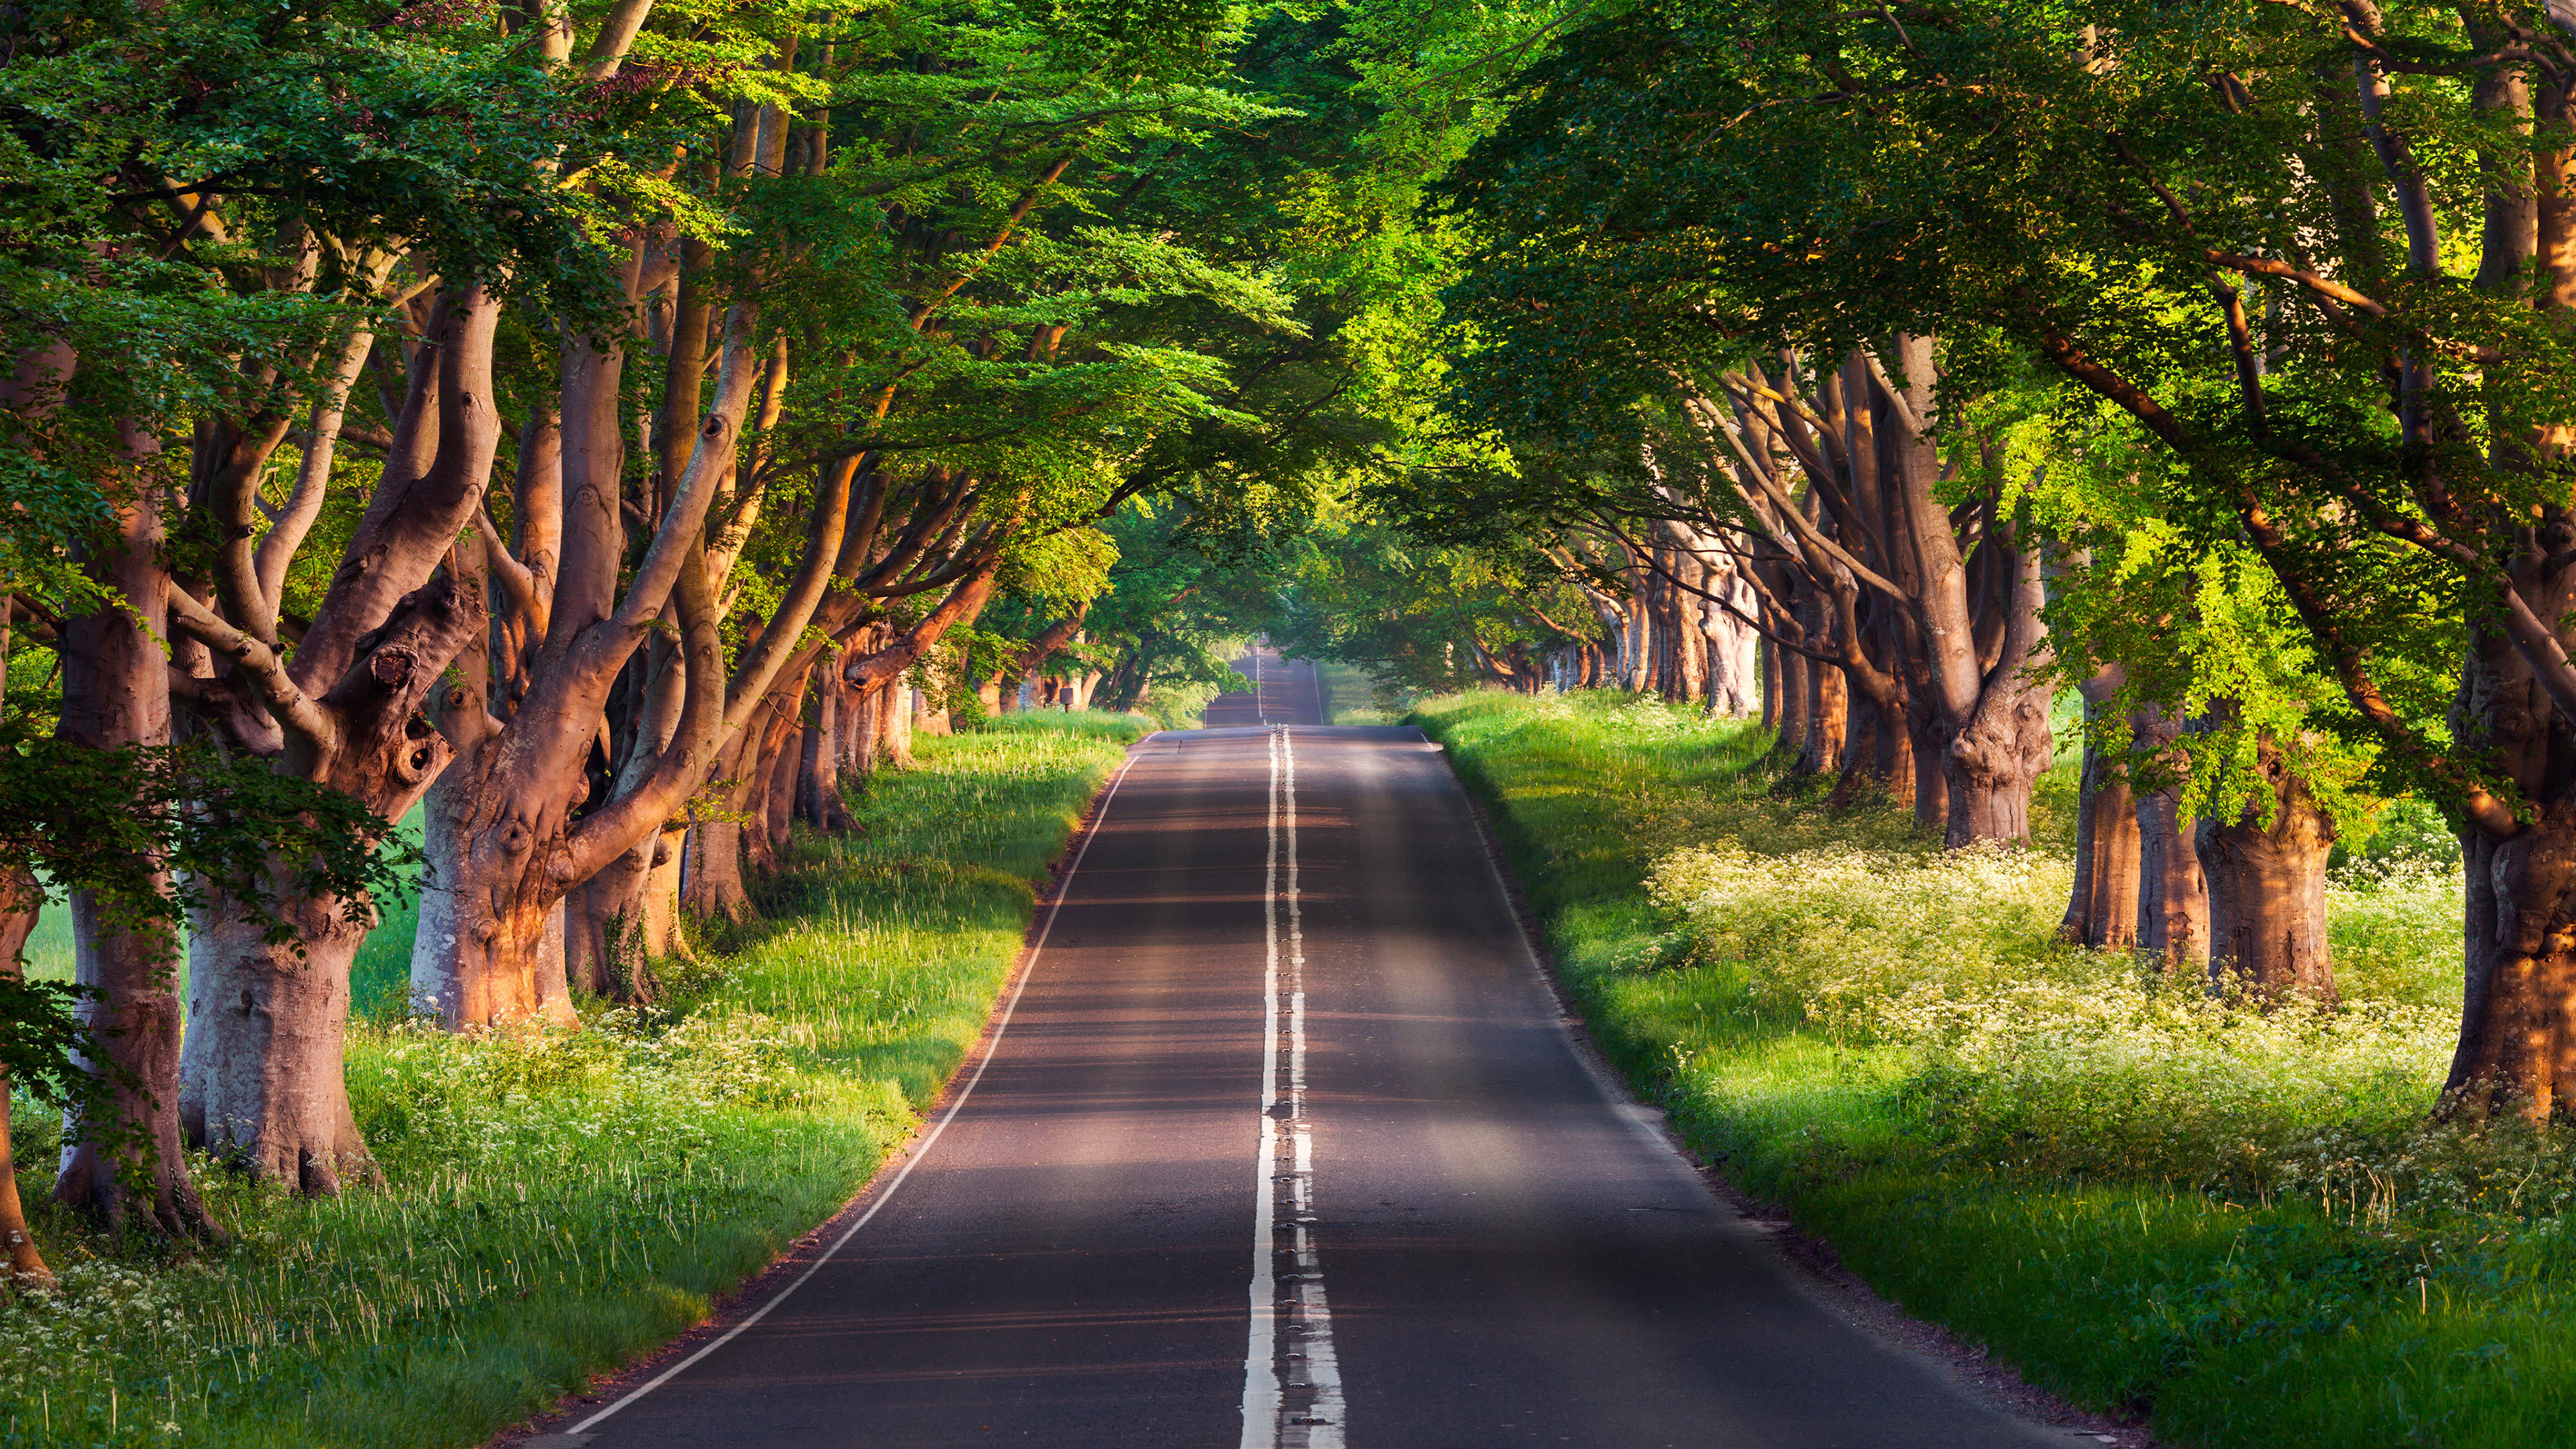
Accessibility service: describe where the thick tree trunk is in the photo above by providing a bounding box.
[685,818,751,922]
[683,727,759,924]
[181,900,382,1194]
[2137,787,2209,968]
[1873,689,1917,812]
[2063,743,2141,947]
[2445,599,2576,1118]
[1942,672,2053,846]
[175,290,491,1191]
[798,690,843,828]
[56,490,219,1236]
[883,683,915,766]
[763,726,800,857]
[1797,647,1847,777]
[2196,738,2335,1000]
[1701,570,1761,716]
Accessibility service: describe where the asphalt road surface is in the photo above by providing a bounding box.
[536,651,2064,1448]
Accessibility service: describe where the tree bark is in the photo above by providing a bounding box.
[2196,735,2336,1000]
[1699,565,1761,716]
[2061,666,2141,947]
[1797,637,1847,778]
[58,488,220,1234]
[407,292,783,1028]
[2131,701,2209,971]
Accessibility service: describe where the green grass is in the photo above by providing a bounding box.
[1414,688,2576,1449]
[0,711,1145,1448]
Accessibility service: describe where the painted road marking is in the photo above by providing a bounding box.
[1243,726,1345,1449]
[557,738,1161,1441]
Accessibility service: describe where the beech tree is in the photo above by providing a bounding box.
[0,0,623,1210]
[1444,0,2576,1112]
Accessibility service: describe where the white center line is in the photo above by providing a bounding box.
[1242,726,1344,1449]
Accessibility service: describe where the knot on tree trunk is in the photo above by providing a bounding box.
[368,647,414,690]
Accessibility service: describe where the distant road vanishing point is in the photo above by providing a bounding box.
[521,650,2066,1448]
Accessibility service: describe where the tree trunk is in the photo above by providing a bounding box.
[1942,672,2053,846]
[1874,688,1917,812]
[57,489,219,1236]
[683,727,759,924]
[2137,786,2208,969]
[1771,639,1809,761]
[2131,701,2208,971]
[685,817,751,922]
[2063,743,2141,947]
[883,682,915,766]
[2445,602,2576,1119]
[798,684,843,828]
[1828,684,1878,805]
[1905,706,1949,830]
[2195,738,2336,1000]
[1701,569,1761,716]
[176,290,494,1191]
[180,899,382,1195]
[764,725,800,856]
[2061,670,2140,947]
[0,869,52,1286]
[1797,645,1846,777]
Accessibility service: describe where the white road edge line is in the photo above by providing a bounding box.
[564,733,1163,1439]
[1243,726,1345,1449]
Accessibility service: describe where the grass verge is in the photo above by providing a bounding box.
[0,710,1146,1449]
[1413,689,2573,1449]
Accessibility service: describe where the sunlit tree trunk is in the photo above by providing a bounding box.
[2130,701,2209,971]
[2196,733,2335,1000]
[2061,665,2140,948]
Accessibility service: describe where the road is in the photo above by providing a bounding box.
[531,650,2063,1448]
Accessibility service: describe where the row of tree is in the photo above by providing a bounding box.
[1334,0,2576,1123]
[0,0,1455,1278]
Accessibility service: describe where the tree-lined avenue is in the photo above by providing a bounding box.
[523,661,2061,1447]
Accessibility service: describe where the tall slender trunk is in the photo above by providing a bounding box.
[1772,639,1810,761]
[2131,701,2209,971]
[2061,667,2141,947]
[58,488,223,1234]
